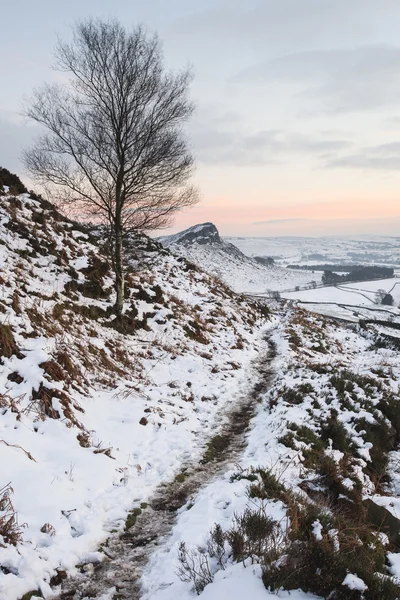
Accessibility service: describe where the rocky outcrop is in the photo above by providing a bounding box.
[159,222,222,246]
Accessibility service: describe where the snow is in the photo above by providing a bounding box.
[1,343,265,600]
[280,277,400,323]
[388,552,400,578]
[140,307,400,599]
[283,278,400,305]
[2,192,400,599]
[160,233,320,294]
[342,573,368,591]
[159,222,220,245]
[225,234,400,269]
[0,191,269,600]
[198,563,323,600]
[144,560,323,600]
[312,520,323,541]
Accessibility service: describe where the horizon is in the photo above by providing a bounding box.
[2,1,400,236]
[159,220,400,240]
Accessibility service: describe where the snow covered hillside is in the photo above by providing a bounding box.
[0,178,270,600]
[2,174,400,600]
[160,223,319,294]
[142,308,400,600]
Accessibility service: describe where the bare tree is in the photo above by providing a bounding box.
[24,19,197,315]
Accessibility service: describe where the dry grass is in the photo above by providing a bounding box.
[0,482,25,546]
[0,440,36,462]
[0,324,18,358]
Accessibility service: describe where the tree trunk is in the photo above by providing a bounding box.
[114,223,124,316]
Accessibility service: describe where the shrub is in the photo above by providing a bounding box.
[277,431,297,449]
[355,416,394,487]
[377,395,400,442]
[55,350,82,382]
[227,508,279,564]
[330,370,382,401]
[0,324,18,358]
[133,285,153,303]
[247,468,288,503]
[177,541,213,595]
[280,386,304,405]
[262,516,398,600]
[320,410,353,453]
[184,319,209,344]
[0,482,24,546]
[289,423,325,452]
[152,284,164,303]
[39,360,66,382]
[0,167,28,194]
[177,468,400,599]
[206,524,227,570]
[229,469,259,484]
[80,254,111,299]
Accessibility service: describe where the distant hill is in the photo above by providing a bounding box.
[159,223,320,294]
[159,222,222,245]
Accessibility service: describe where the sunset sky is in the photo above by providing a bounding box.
[2,0,400,236]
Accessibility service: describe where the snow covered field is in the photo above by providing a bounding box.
[283,278,400,305]
[280,278,400,321]
[226,235,400,269]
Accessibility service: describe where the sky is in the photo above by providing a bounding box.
[2,0,400,237]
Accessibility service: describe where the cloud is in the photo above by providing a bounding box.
[173,1,396,52]
[326,142,400,170]
[190,110,352,166]
[382,116,400,130]
[234,46,400,114]
[253,218,306,225]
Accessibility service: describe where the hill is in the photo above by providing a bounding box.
[3,173,400,600]
[0,175,269,600]
[159,223,319,294]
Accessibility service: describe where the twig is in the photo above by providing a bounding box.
[0,440,37,462]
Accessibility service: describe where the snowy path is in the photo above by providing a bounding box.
[54,334,276,600]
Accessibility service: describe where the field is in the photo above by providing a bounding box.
[283,278,400,304]
[225,235,400,324]
[278,278,400,324]
[226,234,400,269]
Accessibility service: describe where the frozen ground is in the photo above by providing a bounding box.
[169,242,321,294]
[283,278,400,305]
[53,330,276,599]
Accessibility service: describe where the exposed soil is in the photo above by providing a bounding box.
[55,335,277,600]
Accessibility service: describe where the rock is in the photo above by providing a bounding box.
[364,498,400,546]
[159,223,222,246]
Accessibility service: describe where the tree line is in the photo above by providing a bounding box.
[322,266,394,286]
